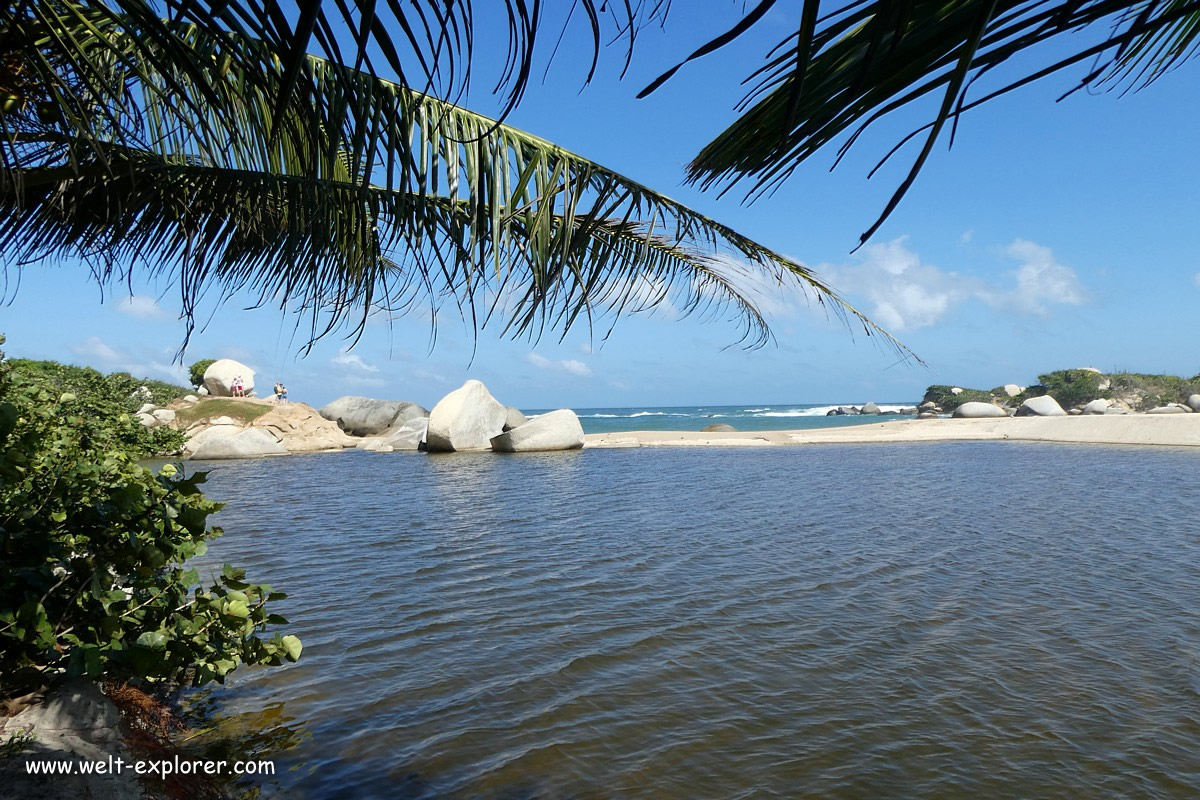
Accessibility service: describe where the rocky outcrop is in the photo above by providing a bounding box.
[253,403,357,452]
[861,402,881,415]
[425,380,507,452]
[702,423,737,432]
[1016,396,1066,417]
[383,418,428,450]
[0,680,143,800]
[952,402,1006,418]
[188,427,287,459]
[318,396,428,436]
[490,409,584,452]
[503,406,528,431]
[1082,399,1110,415]
[203,359,255,397]
[1146,404,1191,414]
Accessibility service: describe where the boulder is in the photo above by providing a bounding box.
[1080,367,1102,374]
[1146,405,1190,414]
[1069,408,1083,415]
[950,387,963,395]
[198,386,210,396]
[1016,395,1066,417]
[151,408,176,424]
[835,406,858,415]
[134,412,156,427]
[382,418,429,450]
[919,401,939,411]
[318,396,428,436]
[899,407,918,415]
[490,409,584,452]
[1003,384,1022,398]
[952,402,1006,418]
[918,411,939,419]
[210,415,237,426]
[253,403,357,452]
[1082,399,1110,415]
[188,427,287,459]
[184,421,243,453]
[137,402,156,415]
[861,402,881,415]
[425,380,507,452]
[825,409,838,416]
[503,406,529,432]
[183,394,199,403]
[702,423,737,432]
[1188,394,1200,412]
[203,359,255,397]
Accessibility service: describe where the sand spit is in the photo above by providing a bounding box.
[584,414,1200,449]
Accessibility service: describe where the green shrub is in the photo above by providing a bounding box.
[6,359,186,457]
[1036,369,1107,409]
[922,385,997,412]
[0,337,299,697]
[1108,372,1200,411]
[188,359,217,389]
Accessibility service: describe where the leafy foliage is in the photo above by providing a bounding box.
[0,337,299,697]
[7,358,186,457]
[921,385,998,412]
[1107,372,1200,410]
[1033,370,1109,409]
[188,360,216,389]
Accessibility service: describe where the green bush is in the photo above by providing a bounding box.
[1036,369,1107,409]
[0,337,299,696]
[1107,372,1200,411]
[188,359,217,389]
[7,359,186,457]
[922,385,997,412]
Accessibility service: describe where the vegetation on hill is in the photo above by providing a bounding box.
[926,369,1200,413]
[174,399,273,428]
[0,339,299,698]
[8,358,189,457]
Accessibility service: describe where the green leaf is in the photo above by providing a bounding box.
[224,600,251,619]
[280,635,303,662]
[136,631,168,650]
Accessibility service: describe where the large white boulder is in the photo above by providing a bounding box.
[1016,395,1066,417]
[425,380,507,451]
[861,402,881,415]
[382,418,428,450]
[1187,394,1200,412]
[135,412,157,427]
[503,406,529,431]
[318,396,428,436]
[490,409,585,452]
[188,427,287,459]
[952,402,1006,418]
[203,359,255,397]
[1082,399,1110,415]
[151,408,176,424]
[1003,384,1023,398]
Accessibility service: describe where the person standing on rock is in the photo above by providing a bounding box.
[232,376,244,398]
[275,382,288,403]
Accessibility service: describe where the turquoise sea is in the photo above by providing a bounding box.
[531,403,920,434]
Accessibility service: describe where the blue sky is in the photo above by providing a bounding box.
[4,5,1199,410]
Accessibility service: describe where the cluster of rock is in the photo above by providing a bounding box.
[325,380,584,454]
[825,402,918,417]
[182,404,356,459]
[133,394,198,428]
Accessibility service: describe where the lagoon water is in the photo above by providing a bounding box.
[188,442,1200,799]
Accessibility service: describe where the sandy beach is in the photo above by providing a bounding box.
[585,413,1200,449]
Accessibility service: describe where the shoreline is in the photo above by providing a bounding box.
[584,414,1200,449]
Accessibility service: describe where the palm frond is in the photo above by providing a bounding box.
[643,0,1200,245]
[0,3,916,360]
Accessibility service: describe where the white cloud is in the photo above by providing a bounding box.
[1193,272,1200,288]
[114,295,168,320]
[526,352,592,377]
[988,239,1088,314]
[820,236,1088,331]
[73,336,122,363]
[960,229,975,245]
[331,348,379,372]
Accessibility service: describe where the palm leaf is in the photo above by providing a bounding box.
[642,0,1200,245]
[0,2,916,360]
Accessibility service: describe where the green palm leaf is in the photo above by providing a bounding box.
[0,1,915,359]
[643,0,1200,245]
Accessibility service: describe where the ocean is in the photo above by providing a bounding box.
[530,403,920,434]
[180,441,1200,799]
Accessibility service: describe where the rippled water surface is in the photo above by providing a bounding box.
[188,443,1200,798]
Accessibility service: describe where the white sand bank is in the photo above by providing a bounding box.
[584,414,1200,449]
